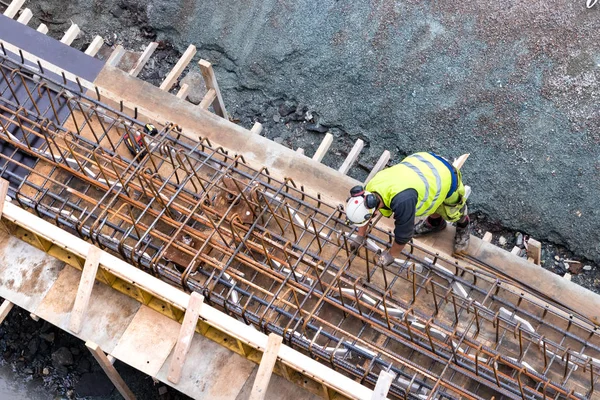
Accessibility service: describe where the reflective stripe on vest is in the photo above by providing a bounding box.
[365,152,453,217]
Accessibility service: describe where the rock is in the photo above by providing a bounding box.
[273,136,284,144]
[69,347,80,356]
[278,102,297,117]
[75,372,114,397]
[179,70,207,105]
[515,233,523,246]
[27,338,38,356]
[42,367,50,375]
[40,332,55,342]
[51,347,73,368]
[272,113,280,122]
[159,386,168,395]
[75,357,91,374]
[498,236,507,246]
[554,255,561,261]
[23,368,33,374]
[568,261,583,274]
[110,7,124,18]
[305,123,329,133]
[584,265,593,271]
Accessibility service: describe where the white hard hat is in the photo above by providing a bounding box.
[345,191,376,227]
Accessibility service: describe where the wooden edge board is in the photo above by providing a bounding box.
[36,23,48,34]
[167,292,204,384]
[69,245,102,334]
[527,238,542,265]
[249,333,284,400]
[452,153,470,170]
[312,133,333,162]
[199,88,216,109]
[2,201,374,400]
[338,139,364,175]
[16,7,32,24]
[129,42,158,77]
[106,45,125,67]
[86,341,136,400]
[250,122,263,135]
[85,35,104,57]
[160,44,196,92]
[198,59,228,119]
[3,0,25,18]
[371,370,396,400]
[176,83,190,99]
[0,300,14,324]
[364,150,390,184]
[60,24,80,46]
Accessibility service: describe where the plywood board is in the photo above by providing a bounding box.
[236,366,320,400]
[112,305,180,377]
[0,233,64,310]
[35,266,140,353]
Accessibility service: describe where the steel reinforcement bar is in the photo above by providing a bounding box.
[1,51,600,399]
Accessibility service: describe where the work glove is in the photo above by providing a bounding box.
[376,251,395,268]
[348,235,366,252]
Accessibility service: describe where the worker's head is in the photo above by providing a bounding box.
[345,185,378,227]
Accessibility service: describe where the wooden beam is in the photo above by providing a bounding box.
[167,292,204,384]
[0,300,14,325]
[312,133,333,163]
[250,122,263,135]
[129,42,158,77]
[453,153,470,170]
[0,179,8,219]
[69,246,102,334]
[36,23,48,34]
[86,342,136,400]
[16,7,32,24]
[198,59,228,119]
[84,35,104,57]
[176,83,190,99]
[3,0,25,18]
[371,370,396,400]
[199,88,216,109]
[60,24,80,46]
[338,139,364,175]
[160,44,196,92]
[511,246,521,255]
[364,150,390,183]
[106,45,125,67]
[249,333,283,400]
[482,232,493,243]
[527,238,542,265]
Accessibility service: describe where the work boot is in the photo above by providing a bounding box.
[453,221,470,253]
[414,217,447,236]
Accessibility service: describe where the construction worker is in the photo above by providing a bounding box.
[345,152,470,267]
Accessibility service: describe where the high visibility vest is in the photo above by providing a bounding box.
[365,152,453,217]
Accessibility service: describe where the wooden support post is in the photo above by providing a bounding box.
[160,44,196,92]
[84,35,104,57]
[69,246,102,334]
[511,246,521,255]
[0,300,14,324]
[198,59,228,119]
[250,122,263,135]
[0,179,8,218]
[36,24,48,34]
[16,8,32,24]
[482,232,493,243]
[106,45,125,67]
[312,133,333,163]
[176,83,190,99]
[527,238,542,265]
[60,24,80,46]
[129,42,158,77]
[167,292,204,384]
[249,333,283,400]
[453,153,470,170]
[296,148,305,155]
[338,139,364,175]
[86,342,136,400]
[364,150,390,184]
[30,313,40,322]
[199,88,216,109]
[107,354,116,365]
[3,0,25,18]
[371,370,396,400]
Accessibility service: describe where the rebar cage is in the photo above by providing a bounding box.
[1,49,600,400]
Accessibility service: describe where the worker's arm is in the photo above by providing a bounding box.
[377,190,417,266]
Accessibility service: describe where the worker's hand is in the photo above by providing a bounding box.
[348,235,366,252]
[376,251,395,268]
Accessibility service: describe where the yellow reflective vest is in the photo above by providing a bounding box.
[365,152,454,218]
